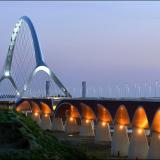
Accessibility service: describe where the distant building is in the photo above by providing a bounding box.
[82,81,86,98]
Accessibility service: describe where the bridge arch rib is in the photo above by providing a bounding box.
[0,16,71,98]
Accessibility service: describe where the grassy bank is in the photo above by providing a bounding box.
[0,110,89,160]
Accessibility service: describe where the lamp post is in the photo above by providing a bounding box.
[125,83,129,98]
[108,85,112,98]
[149,85,152,97]
[155,80,158,97]
[116,85,120,98]
[134,84,137,98]
[138,85,141,98]
[144,82,147,97]
[98,86,102,98]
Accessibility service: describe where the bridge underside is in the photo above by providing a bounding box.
[16,98,160,125]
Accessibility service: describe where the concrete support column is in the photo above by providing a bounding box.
[65,117,79,134]
[32,112,41,126]
[52,117,64,131]
[95,121,111,142]
[111,124,129,157]
[148,131,160,159]
[79,119,95,137]
[128,127,149,159]
[40,114,52,130]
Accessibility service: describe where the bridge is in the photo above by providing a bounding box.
[1,16,160,159]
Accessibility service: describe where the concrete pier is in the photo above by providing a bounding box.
[148,131,160,159]
[111,124,129,157]
[79,119,95,137]
[32,112,41,126]
[40,114,52,130]
[65,117,79,134]
[52,117,64,131]
[128,128,149,159]
[95,121,111,142]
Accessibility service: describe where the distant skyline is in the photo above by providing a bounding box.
[1,1,160,97]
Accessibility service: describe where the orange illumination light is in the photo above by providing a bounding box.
[34,112,38,117]
[86,119,89,123]
[40,102,51,115]
[102,122,106,126]
[97,104,112,123]
[138,128,142,135]
[115,105,130,126]
[81,103,96,120]
[16,101,31,112]
[132,107,149,129]
[44,113,48,117]
[151,109,160,133]
[70,117,73,121]
[16,108,20,112]
[119,125,124,130]
[70,105,80,118]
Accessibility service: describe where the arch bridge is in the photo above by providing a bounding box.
[12,16,160,159]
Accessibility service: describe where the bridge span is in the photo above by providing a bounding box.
[15,97,160,159]
[16,97,160,124]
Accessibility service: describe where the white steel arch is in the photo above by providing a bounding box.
[0,16,71,98]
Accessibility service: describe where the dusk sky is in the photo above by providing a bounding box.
[0,1,160,97]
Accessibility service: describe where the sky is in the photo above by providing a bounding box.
[0,1,160,97]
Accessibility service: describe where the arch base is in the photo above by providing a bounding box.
[32,113,41,126]
[148,131,160,159]
[95,122,111,142]
[52,117,64,131]
[65,117,79,134]
[111,124,129,157]
[40,114,52,130]
[128,127,148,159]
[79,119,95,137]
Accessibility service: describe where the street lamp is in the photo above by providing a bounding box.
[155,80,158,97]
